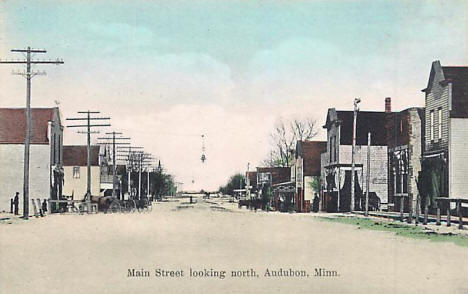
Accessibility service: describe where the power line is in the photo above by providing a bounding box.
[97,132,130,199]
[66,111,110,206]
[0,47,63,220]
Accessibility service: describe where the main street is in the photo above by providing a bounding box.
[1,196,467,294]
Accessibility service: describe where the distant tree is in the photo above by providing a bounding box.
[219,173,245,196]
[263,117,318,167]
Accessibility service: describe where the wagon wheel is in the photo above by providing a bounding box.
[108,200,121,213]
[126,199,137,213]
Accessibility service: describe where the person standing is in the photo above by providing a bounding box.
[13,192,19,215]
[42,199,48,214]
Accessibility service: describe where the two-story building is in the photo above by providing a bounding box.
[385,97,425,214]
[295,140,327,212]
[0,107,63,213]
[322,108,388,212]
[421,61,468,203]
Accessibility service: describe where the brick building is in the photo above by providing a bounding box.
[384,97,424,213]
[295,140,327,212]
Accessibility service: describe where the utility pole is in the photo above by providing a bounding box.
[138,153,154,200]
[116,146,143,199]
[365,132,371,217]
[351,98,361,212]
[138,153,142,199]
[67,111,110,209]
[147,166,152,200]
[0,47,63,220]
[239,169,243,199]
[97,132,130,199]
[246,162,251,199]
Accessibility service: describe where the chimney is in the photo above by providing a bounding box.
[385,97,391,113]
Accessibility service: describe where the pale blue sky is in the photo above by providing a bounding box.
[1,0,467,189]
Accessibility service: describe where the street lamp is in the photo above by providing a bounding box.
[351,98,361,212]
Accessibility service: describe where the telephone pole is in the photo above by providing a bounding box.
[246,162,251,199]
[0,47,63,220]
[351,98,360,212]
[67,111,110,209]
[116,146,143,198]
[97,132,130,199]
[365,132,371,216]
[137,153,154,200]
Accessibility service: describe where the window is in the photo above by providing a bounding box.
[394,151,408,195]
[73,166,80,179]
[430,110,434,141]
[438,108,442,140]
[52,134,56,165]
[329,136,336,162]
[334,136,338,162]
[58,134,61,164]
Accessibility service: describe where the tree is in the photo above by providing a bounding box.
[263,117,318,167]
[219,173,245,196]
[309,176,321,194]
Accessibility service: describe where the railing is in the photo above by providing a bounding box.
[434,198,468,229]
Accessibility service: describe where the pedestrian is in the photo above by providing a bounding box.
[42,199,48,214]
[313,193,320,212]
[13,192,19,215]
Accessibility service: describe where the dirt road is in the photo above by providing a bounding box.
[1,196,467,294]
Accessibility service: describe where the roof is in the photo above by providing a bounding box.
[423,61,468,118]
[0,108,58,144]
[63,145,100,166]
[324,108,388,146]
[442,66,468,118]
[296,141,327,176]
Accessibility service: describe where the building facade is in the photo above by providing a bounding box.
[421,61,468,201]
[295,140,327,212]
[62,145,101,200]
[385,97,424,213]
[0,107,63,213]
[321,108,388,212]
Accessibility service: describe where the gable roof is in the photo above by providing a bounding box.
[63,145,100,166]
[442,66,468,118]
[296,140,327,176]
[0,108,58,144]
[423,61,468,118]
[324,108,387,146]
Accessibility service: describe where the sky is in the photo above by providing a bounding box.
[0,0,467,191]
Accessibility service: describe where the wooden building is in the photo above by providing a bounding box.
[321,108,388,212]
[62,145,101,200]
[0,107,63,213]
[421,61,468,201]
